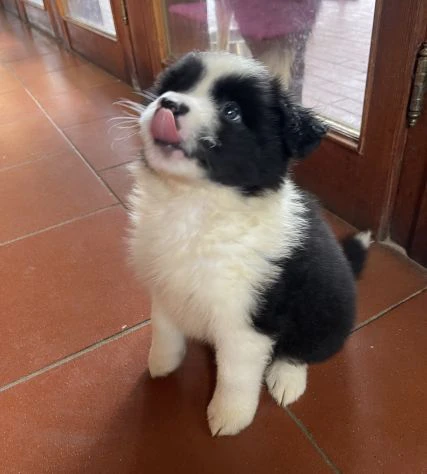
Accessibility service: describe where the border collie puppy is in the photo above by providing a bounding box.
[128,52,370,436]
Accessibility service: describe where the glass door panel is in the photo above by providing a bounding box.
[55,0,133,82]
[63,0,117,37]
[26,0,45,7]
[162,0,376,136]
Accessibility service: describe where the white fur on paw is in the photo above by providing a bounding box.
[207,394,257,437]
[266,360,307,407]
[148,345,186,378]
[355,230,372,249]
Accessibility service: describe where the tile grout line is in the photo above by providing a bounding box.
[18,78,125,205]
[284,290,427,474]
[0,319,152,394]
[0,151,66,174]
[3,64,131,224]
[98,156,140,173]
[0,203,121,248]
[285,408,341,473]
[352,287,427,332]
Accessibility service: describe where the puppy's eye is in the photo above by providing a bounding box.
[221,102,242,123]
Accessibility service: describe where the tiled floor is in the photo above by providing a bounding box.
[1,8,426,474]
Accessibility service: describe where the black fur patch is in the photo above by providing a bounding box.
[270,78,328,159]
[252,196,357,364]
[200,74,285,195]
[342,233,369,277]
[156,53,205,95]
[192,73,326,196]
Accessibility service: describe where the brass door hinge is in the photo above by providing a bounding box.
[120,0,129,25]
[407,42,427,127]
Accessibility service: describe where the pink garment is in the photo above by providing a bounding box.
[169,2,207,24]
[229,0,321,39]
[169,1,320,39]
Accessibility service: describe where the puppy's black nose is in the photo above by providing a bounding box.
[160,97,189,116]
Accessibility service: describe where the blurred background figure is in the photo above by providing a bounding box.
[216,0,322,101]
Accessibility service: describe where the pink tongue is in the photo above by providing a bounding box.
[150,108,181,144]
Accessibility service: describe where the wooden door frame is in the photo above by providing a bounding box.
[125,0,169,89]
[391,30,427,266]
[130,0,426,241]
[50,0,137,84]
[410,183,427,266]
[294,0,427,239]
[18,0,59,36]
[2,0,27,20]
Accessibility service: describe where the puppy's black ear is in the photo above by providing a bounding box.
[154,52,205,96]
[272,78,328,159]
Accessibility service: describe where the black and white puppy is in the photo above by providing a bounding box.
[128,52,370,436]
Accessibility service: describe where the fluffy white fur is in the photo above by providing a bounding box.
[129,165,308,435]
[265,360,307,407]
[126,52,358,437]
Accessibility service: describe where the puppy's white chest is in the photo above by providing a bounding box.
[132,197,277,339]
[130,173,303,341]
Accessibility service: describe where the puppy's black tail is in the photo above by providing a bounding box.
[341,230,371,278]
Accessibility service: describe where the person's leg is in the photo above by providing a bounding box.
[242,31,311,103]
[288,31,310,102]
[243,36,296,95]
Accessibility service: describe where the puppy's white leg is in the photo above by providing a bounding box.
[266,359,307,407]
[207,331,273,436]
[148,297,186,378]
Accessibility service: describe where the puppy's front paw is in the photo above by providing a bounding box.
[148,345,186,378]
[207,393,257,437]
[266,360,307,407]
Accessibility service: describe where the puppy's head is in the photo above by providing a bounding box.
[139,52,326,195]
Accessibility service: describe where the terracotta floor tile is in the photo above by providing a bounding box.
[357,244,427,323]
[0,65,21,94]
[0,112,71,169]
[63,118,142,170]
[37,82,138,129]
[0,88,42,125]
[323,211,427,324]
[36,88,108,129]
[1,29,59,58]
[86,81,141,112]
[100,162,137,206]
[0,39,59,63]
[10,51,87,80]
[0,152,117,243]
[0,207,150,387]
[0,327,333,474]
[290,290,427,473]
[24,64,119,100]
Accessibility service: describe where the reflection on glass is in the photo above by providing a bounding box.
[64,0,116,37]
[26,0,45,7]
[164,0,376,134]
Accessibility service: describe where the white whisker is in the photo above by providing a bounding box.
[108,115,139,122]
[133,90,157,101]
[112,130,140,142]
[107,122,139,135]
[114,98,146,115]
[107,112,140,135]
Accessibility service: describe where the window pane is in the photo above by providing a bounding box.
[163,0,376,135]
[26,0,45,7]
[64,0,116,37]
